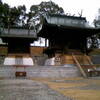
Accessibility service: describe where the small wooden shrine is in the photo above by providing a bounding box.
[38,14,100,56]
[0,28,37,65]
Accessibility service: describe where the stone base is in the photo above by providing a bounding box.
[4,57,34,65]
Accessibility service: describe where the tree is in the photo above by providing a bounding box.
[88,35,100,49]
[0,2,27,28]
[0,0,3,14]
[0,1,64,31]
[0,0,4,32]
[7,5,27,27]
[28,1,64,32]
[93,9,100,27]
[0,0,2,3]
[89,9,100,49]
[39,1,64,14]
[17,5,26,26]
[0,3,10,27]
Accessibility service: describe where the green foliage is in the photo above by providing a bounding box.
[88,35,100,49]
[39,1,64,14]
[91,9,100,49]
[29,1,64,32]
[0,2,27,27]
[30,1,64,16]
[0,1,64,31]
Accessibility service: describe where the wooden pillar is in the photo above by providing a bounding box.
[83,37,88,54]
[45,38,47,47]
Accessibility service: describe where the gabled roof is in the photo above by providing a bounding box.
[46,14,87,28]
[38,14,100,38]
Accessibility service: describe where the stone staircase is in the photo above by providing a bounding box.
[0,65,81,78]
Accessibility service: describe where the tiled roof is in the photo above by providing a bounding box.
[0,28,37,38]
[45,14,89,28]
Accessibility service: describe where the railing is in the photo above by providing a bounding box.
[72,53,87,78]
[72,53,100,77]
[84,54,96,70]
[84,54,93,65]
[81,65,96,77]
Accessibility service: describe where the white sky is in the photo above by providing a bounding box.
[3,0,100,24]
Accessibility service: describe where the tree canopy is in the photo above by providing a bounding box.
[0,1,64,30]
[0,1,26,28]
[28,1,64,32]
[89,9,100,49]
[30,1,64,15]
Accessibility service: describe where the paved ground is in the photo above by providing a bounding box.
[0,79,72,100]
[0,77,100,100]
[31,77,100,100]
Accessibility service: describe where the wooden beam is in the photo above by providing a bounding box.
[72,53,87,78]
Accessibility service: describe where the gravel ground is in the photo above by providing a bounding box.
[0,79,73,100]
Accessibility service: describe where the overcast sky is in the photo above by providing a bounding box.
[3,0,100,24]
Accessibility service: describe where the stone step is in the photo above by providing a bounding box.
[0,65,81,78]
